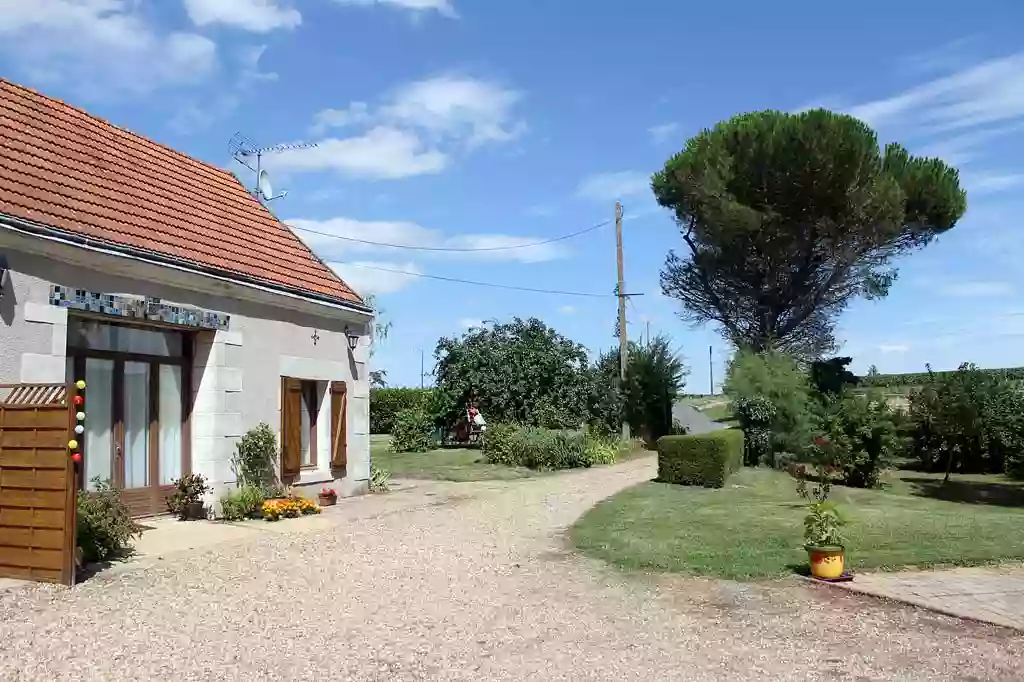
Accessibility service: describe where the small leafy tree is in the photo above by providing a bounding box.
[725,349,816,462]
[389,408,435,453]
[815,391,903,488]
[653,109,967,358]
[433,318,592,429]
[734,395,776,466]
[907,363,1024,480]
[593,336,688,445]
[232,423,279,489]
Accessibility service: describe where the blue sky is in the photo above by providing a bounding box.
[3,1,1023,392]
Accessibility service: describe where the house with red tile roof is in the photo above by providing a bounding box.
[0,79,375,516]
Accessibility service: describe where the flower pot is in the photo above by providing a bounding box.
[183,501,206,521]
[806,545,845,579]
[318,494,337,507]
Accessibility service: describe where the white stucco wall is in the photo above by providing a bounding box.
[0,232,373,506]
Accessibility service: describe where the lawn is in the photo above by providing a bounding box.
[370,435,653,482]
[571,466,1024,580]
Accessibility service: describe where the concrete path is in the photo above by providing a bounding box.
[830,565,1024,631]
[1,458,1022,681]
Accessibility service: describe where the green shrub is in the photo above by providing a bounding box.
[481,423,528,466]
[482,424,600,470]
[370,388,437,434]
[390,408,436,453]
[657,430,744,488]
[585,434,621,465]
[232,423,279,489]
[219,485,268,521]
[813,391,903,488]
[733,395,776,466]
[370,465,392,492]
[166,473,212,517]
[77,478,143,564]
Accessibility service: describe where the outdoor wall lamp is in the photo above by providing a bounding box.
[0,253,9,300]
[345,326,360,351]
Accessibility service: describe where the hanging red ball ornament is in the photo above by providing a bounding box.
[71,453,82,464]
[73,395,84,406]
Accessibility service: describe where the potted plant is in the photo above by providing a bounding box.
[318,487,337,507]
[167,473,213,521]
[804,500,847,580]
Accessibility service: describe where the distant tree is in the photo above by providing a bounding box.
[810,357,860,397]
[653,109,967,359]
[433,318,593,429]
[867,364,880,377]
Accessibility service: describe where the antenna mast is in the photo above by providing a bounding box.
[228,132,317,204]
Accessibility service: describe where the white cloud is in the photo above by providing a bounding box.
[310,103,371,135]
[170,44,277,133]
[382,75,526,147]
[648,122,679,143]
[576,171,651,202]
[524,204,556,217]
[878,343,910,354]
[331,0,458,18]
[0,0,217,94]
[558,305,576,315]
[288,216,567,263]
[286,74,525,180]
[271,127,448,179]
[938,280,1014,298]
[847,52,1024,133]
[183,0,301,32]
[458,318,484,330]
[963,171,1024,196]
[327,261,422,295]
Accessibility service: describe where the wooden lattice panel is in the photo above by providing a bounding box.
[0,383,76,585]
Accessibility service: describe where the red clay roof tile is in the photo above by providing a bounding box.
[0,79,364,308]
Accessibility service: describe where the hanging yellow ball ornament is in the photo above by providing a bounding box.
[68,439,79,450]
[76,380,86,390]
[76,412,85,421]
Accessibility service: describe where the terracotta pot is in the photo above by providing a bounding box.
[318,494,337,507]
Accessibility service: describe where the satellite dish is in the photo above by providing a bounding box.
[257,170,273,201]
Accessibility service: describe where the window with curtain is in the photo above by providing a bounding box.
[159,365,183,485]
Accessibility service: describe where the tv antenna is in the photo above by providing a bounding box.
[229,132,317,204]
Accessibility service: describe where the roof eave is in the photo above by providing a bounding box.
[0,212,374,318]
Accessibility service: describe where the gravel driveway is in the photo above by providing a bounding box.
[1,457,1022,681]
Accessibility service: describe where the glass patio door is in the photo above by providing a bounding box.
[70,318,189,515]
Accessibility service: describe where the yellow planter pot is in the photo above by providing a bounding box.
[806,546,845,579]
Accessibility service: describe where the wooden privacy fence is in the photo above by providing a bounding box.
[0,382,77,586]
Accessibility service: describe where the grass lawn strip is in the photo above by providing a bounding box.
[370,436,652,482]
[571,467,1024,580]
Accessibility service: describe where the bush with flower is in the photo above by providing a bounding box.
[261,496,321,521]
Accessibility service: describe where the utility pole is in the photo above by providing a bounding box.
[420,349,425,389]
[616,202,630,440]
[709,345,714,395]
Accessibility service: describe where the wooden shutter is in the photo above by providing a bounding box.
[280,377,302,479]
[330,381,347,473]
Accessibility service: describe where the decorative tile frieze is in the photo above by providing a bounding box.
[48,285,230,330]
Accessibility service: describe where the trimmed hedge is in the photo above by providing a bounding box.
[370,388,436,434]
[657,430,744,488]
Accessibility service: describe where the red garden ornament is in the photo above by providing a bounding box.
[71,453,82,464]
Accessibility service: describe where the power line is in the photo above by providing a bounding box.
[290,218,612,252]
[338,262,611,297]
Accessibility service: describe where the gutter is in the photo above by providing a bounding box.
[0,212,374,317]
